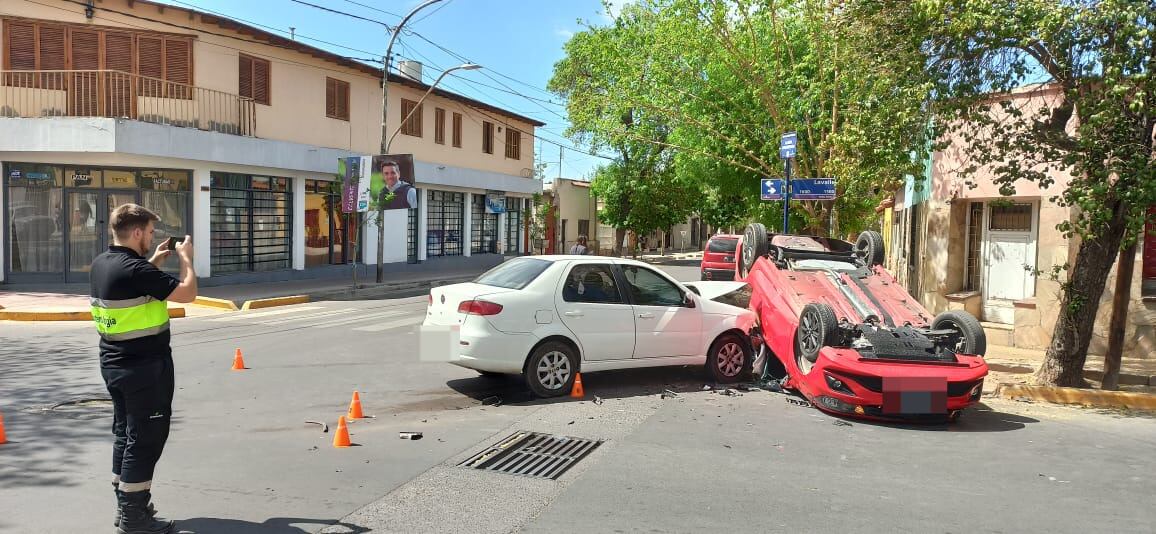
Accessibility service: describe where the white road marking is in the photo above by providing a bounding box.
[350,315,426,332]
[206,306,325,322]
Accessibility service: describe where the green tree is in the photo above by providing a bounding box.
[861,0,1156,386]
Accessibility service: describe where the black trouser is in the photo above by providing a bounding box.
[101,355,175,484]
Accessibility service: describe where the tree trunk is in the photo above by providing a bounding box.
[615,227,627,257]
[1034,203,1128,387]
[1101,239,1137,391]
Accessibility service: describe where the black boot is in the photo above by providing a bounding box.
[115,489,174,534]
[112,482,156,527]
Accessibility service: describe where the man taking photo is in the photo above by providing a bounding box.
[90,204,197,534]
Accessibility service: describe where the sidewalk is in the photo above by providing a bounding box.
[985,345,1156,388]
[0,265,487,319]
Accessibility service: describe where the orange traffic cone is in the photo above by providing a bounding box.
[332,416,351,448]
[570,373,585,399]
[0,411,7,445]
[231,349,246,371]
[348,391,365,420]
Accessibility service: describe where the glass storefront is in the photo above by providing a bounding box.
[4,162,191,281]
[304,179,357,268]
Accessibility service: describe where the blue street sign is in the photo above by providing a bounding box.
[779,131,798,159]
[790,178,837,200]
[761,178,784,201]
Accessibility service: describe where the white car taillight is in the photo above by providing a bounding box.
[458,299,503,316]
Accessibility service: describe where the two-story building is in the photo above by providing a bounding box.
[0,0,542,286]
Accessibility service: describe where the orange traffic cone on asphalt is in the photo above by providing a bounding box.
[570,373,585,399]
[332,416,351,448]
[0,411,8,445]
[348,391,365,420]
[231,349,246,371]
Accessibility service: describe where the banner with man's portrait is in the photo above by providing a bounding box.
[338,154,418,213]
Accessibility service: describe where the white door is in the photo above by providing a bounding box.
[618,264,702,358]
[555,263,636,361]
[982,203,1037,324]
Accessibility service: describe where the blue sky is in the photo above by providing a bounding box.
[151,0,630,182]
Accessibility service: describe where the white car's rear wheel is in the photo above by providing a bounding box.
[525,341,578,398]
[707,333,750,384]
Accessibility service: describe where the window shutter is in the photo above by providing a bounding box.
[104,32,133,72]
[5,21,36,71]
[435,108,446,144]
[38,24,67,89]
[103,32,135,117]
[238,54,253,99]
[452,112,463,147]
[164,39,190,98]
[70,30,100,69]
[325,77,337,117]
[482,121,494,154]
[69,30,101,116]
[137,36,163,96]
[253,57,270,105]
[337,80,349,120]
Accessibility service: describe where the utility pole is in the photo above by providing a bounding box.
[558,145,563,180]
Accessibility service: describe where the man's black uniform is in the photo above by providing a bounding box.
[90,245,179,487]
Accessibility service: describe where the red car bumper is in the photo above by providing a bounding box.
[784,347,988,422]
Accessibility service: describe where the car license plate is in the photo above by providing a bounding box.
[724,256,734,262]
[882,377,947,414]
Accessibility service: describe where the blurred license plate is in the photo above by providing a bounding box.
[882,377,947,414]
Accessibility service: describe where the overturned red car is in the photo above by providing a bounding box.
[736,224,989,422]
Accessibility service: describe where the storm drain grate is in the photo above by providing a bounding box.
[458,431,602,480]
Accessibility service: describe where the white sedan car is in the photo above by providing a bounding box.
[422,255,756,397]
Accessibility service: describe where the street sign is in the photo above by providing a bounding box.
[761,178,784,200]
[790,178,837,200]
[779,131,798,159]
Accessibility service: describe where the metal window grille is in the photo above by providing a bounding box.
[471,195,498,254]
[427,190,464,257]
[210,173,292,273]
[965,202,983,291]
[408,200,418,263]
[505,197,522,254]
[989,203,1032,231]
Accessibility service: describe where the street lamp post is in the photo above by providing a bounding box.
[372,0,443,283]
[386,64,481,149]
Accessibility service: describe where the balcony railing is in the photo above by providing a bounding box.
[0,70,256,137]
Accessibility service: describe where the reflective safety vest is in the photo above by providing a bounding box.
[90,296,170,341]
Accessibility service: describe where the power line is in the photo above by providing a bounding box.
[411,0,454,27]
[287,0,391,28]
[167,0,382,57]
[337,0,402,19]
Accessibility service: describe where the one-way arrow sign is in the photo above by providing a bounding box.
[761,178,784,201]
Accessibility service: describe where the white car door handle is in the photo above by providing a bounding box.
[637,312,655,319]
[563,311,584,317]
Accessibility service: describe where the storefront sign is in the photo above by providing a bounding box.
[339,156,373,213]
[72,173,93,186]
[485,191,506,214]
[9,169,21,179]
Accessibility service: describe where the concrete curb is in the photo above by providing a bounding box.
[192,296,240,311]
[992,383,1156,412]
[0,307,187,321]
[240,295,310,311]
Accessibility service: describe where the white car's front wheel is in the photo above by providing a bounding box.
[707,333,750,384]
[525,341,578,398]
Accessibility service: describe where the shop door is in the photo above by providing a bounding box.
[66,190,139,281]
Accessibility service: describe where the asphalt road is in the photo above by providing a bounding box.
[3,260,1155,534]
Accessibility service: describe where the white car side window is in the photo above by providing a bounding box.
[562,264,623,304]
[621,265,684,307]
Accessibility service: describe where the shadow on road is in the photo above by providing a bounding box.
[443,365,740,408]
[824,402,1040,433]
[0,335,109,489]
[177,517,368,533]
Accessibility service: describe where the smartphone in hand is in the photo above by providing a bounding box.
[166,236,184,251]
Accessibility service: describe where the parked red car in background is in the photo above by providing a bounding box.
[700,234,741,281]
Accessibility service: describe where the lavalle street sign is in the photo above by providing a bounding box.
[790,178,837,200]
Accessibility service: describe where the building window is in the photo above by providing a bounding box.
[964,202,983,291]
[238,53,271,105]
[325,77,350,121]
[400,98,422,137]
[505,128,521,159]
[482,121,494,154]
[989,203,1032,231]
[426,190,464,257]
[304,179,355,267]
[505,197,522,254]
[471,194,498,254]
[452,112,463,147]
[210,173,292,273]
[434,107,446,144]
[2,19,192,100]
[578,219,590,238]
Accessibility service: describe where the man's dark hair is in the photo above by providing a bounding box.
[381,160,401,173]
[110,203,160,239]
